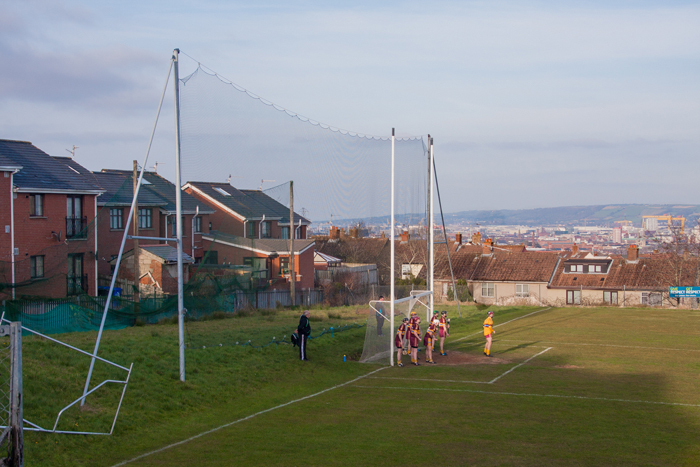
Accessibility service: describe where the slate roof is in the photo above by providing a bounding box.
[185,182,309,224]
[113,245,194,264]
[315,237,390,265]
[94,170,214,214]
[203,231,315,255]
[0,139,103,193]
[549,254,700,291]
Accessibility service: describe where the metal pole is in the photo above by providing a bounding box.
[290,181,295,306]
[429,137,434,316]
[390,128,395,367]
[174,49,186,382]
[10,321,23,467]
[81,56,174,405]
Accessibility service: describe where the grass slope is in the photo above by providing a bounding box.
[7,305,700,466]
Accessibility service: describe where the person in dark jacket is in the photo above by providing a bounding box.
[295,310,311,361]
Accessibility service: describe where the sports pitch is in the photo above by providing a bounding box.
[18,305,700,466]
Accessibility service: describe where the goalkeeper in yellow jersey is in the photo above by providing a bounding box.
[483,310,495,357]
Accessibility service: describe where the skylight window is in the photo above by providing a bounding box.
[214,187,231,196]
[68,166,80,175]
[141,179,152,185]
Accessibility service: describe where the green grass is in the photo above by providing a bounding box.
[7,304,700,466]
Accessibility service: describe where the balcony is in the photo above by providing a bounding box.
[67,274,89,295]
[66,217,88,239]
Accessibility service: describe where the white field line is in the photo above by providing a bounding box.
[494,339,700,353]
[369,347,553,386]
[352,385,700,408]
[453,307,552,343]
[488,347,552,383]
[110,367,388,467]
[370,376,491,384]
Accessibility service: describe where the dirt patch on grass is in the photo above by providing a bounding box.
[424,350,510,365]
[554,364,583,369]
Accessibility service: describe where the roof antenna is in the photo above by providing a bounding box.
[66,145,79,159]
[151,161,164,173]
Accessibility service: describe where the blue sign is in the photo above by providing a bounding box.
[669,287,700,298]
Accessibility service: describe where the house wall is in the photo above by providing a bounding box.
[470,281,551,306]
[201,239,314,290]
[0,172,14,289]
[97,206,209,277]
[116,252,189,295]
[9,192,98,298]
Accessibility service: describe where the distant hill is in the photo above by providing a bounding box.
[445,204,700,227]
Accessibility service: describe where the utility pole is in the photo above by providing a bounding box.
[133,161,140,315]
[290,181,296,306]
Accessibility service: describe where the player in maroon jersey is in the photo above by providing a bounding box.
[395,317,409,367]
[409,314,421,366]
[438,311,450,356]
[423,320,437,364]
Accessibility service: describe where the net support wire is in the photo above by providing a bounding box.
[81,53,176,405]
[0,317,133,436]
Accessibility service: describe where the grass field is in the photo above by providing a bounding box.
[8,304,700,466]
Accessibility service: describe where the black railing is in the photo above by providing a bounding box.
[66,216,88,239]
[67,274,89,295]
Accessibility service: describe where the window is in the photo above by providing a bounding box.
[244,257,268,279]
[246,221,255,238]
[66,195,85,239]
[261,221,271,238]
[171,216,185,236]
[30,194,43,216]
[296,226,303,239]
[642,292,662,307]
[281,226,290,239]
[280,257,290,274]
[588,265,602,273]
[138,208,152,229]
[193,216,202,233]
[567,290,581,305]
[30,255,44,279]
[110,208,123,229]
[202,250,218,265]
[603,291,618,305]
[516,284,529,298]
[481,283,494,298]
[213,187,231,196]
[67,254,85,295]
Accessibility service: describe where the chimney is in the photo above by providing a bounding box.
[381,231,386,239]
[330,226,340,240]
[400,230,409,242]
[349,227,359,239]
[628,244,639,261]
[455,233,462,245]
[472,231,482,245]
[572,244,578,254]
[482,237,493,254]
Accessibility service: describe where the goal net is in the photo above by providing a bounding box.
[360,290,431,364]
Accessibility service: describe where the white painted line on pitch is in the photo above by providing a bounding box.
[488,347,553,384]
[110,367,388,467]
[369,376,491,384]
[352,385,700,408]
[453,307,552,343]
[494,339,700,353]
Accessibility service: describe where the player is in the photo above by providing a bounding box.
[409,314,421,366]
[483,310,495,357]
[430,311,440,353]
[438,311,450,356]
[395,317,409,367]
[423,319,437,364]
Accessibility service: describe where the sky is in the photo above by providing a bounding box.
[2,0,699,218]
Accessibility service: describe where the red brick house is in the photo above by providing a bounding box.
[91,170,214,277]
[201,231,315,290]
[0,139,104,299]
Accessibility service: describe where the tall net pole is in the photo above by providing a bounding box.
[290,181,295,306]
[390,128,395,367]
[173,48,186,382]
[429,137,435,316]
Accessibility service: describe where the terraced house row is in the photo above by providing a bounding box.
[0,139,313,299]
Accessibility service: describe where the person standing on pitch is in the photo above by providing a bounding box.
[409,314,421,366]
[423,319,437,364]
[395,317,409,367]
[376,296,385,336]
[430,311,440,354]
[295,309,311,361]
[483,310,495,357]
[438,311,450,356]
